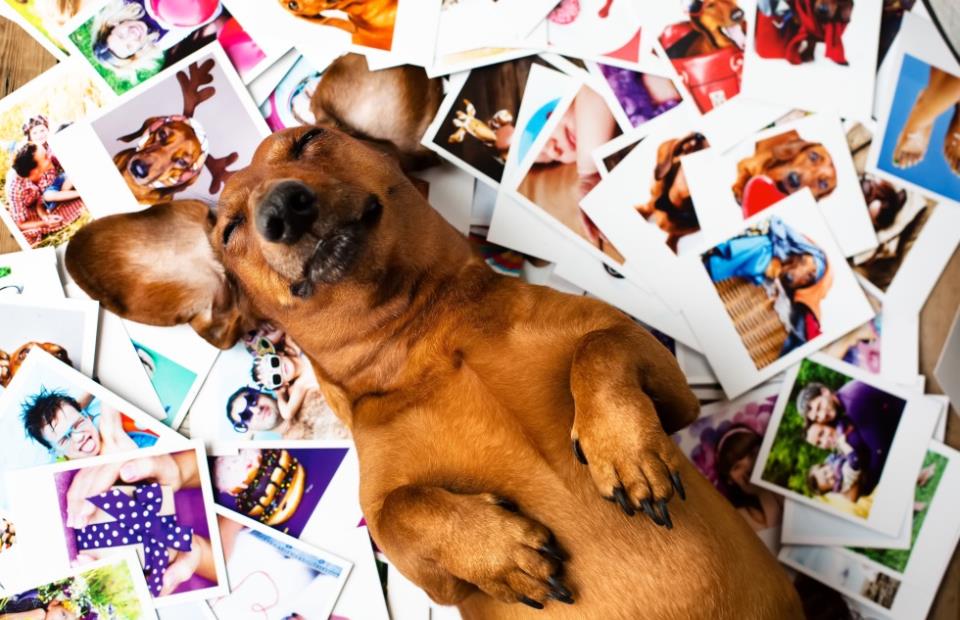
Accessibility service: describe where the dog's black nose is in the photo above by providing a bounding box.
[787,171,801,188]
[256,180,318,244]
[731,8,744,21]
[130,159,149,179]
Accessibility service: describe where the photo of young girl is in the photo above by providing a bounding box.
[0,61,105,250]
[66,0,268,95]
[0,555,153,620]
[259,55,326,132]
[672,381,784,550]
[824,295,882,375]
[515,84,624,262]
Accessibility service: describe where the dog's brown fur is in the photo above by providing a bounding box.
[66,127,802,619]
[732,129,838,204]
[113,117,205,204]
[281,0,397,50]
[636,133,709,252]
[310,53,443,171]
[687,0,745,56]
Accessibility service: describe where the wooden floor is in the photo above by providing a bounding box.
[1,15,959,619]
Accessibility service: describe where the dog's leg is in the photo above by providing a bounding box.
[569,323,698,524]
[373,486,570,609]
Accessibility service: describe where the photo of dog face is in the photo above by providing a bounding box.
[113,115,208,201]
[733,129,837,210]
[636,132,710,252]
[278,0,398,51]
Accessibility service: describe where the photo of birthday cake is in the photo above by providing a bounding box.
[213,448,306,526]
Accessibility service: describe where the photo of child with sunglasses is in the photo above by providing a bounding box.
[223,324,348,439]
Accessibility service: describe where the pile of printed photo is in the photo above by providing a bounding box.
[0,0,958,618]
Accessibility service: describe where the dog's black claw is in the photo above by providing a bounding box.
[538,538,566,563]
[495,498,519,513]
[519,596,544,610]
[548,576,574,604]
[641,499,665,527]
[657,499,673,530]
[572,439,588,465]
[671,471,686,501]
[612,486,635,516]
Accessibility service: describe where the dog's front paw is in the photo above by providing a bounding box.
[572,413,685,529]
[439,495,573,609]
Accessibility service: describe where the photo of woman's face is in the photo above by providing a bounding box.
[107,20,150,59]
[28,123,49,144]
[535,104,577,165]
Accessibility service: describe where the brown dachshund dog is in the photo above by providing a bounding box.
[310,53,444,171]
[66,127,802,619]
[668,0,746,58]
[733,129,837,204]
[636,132,709,252]
[281,0,397,50]
[112,60,239,204]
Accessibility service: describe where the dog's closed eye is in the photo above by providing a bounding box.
[292,128,325,159]
[223,215,245,246]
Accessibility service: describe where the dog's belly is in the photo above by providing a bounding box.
[357,364,798,619]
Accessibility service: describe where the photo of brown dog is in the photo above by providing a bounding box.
[280,0,398,51]
[636,132,710,253]
[87,48,269,210]
[732,128,837,216]
[65,126,803,618]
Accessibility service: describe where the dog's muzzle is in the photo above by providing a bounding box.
[256,180,320,245]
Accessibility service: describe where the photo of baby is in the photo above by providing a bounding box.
[657,0,747,113]
[759,358,905,519]
[210,445,350,539]
[0,351,173,472]
[0,63,105,249]
[701,215,834,370]
[211,509,349,620]
[191,322,349,444]
[876,54,960,202]
[672,381,784,549]
[53,448,221,599]
[80,47,268,211]
[0,556,152,620]
[516,84,624,262]
[66,0,267,95]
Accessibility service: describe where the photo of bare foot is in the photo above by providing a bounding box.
[878,54,960,203]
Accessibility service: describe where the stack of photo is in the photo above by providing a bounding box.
[0,0,958,618]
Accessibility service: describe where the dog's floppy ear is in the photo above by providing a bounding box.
[116,116,164,143]
[65,200,247,349]
[654,139,678,180]
[895,188,907,207]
